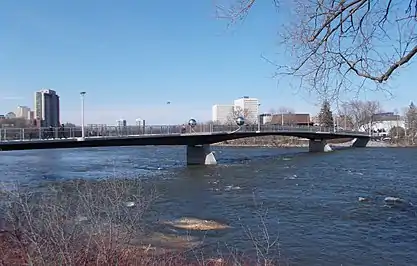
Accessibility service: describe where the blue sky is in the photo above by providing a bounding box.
[0,0,415,125]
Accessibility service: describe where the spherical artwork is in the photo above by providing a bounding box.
[236,116,245,126]
[188,118,197,127]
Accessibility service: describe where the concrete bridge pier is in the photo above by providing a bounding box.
[352,137,370,147]
[309,139,333,152]
[186,144,217,165]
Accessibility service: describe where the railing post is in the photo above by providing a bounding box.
[22,128,25,141]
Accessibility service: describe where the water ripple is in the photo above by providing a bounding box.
[0,146,416,265]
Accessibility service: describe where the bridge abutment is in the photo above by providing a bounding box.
[352,137,369,148]
[309,139,333,152]
[186,144,217,165]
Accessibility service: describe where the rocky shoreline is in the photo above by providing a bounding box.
[211,136,308,148]
[212,136,411,148]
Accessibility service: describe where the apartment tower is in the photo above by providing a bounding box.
[16,106,31,120]
[234,96,260,124]
[212,104,234,124]
[34,89,60,127]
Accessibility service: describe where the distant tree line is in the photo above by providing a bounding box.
[317,99,417,144]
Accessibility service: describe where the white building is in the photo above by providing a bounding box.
[259,113,272,124]
[234,96,260,124]
[212,104,234,124]
[359,113,406,137]
[16,106,31,120]
[35,89,60,127]
[5,112,16,119]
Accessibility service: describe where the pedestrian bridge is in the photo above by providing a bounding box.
[0,122,370,165]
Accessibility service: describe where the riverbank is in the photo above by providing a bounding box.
[212,136,308,148]
[212,136,412,148]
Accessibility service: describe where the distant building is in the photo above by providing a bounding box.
[270,113,311,126]
[34,89,60,127]
[16,106,31,120]
[5,112,16,119]
[28,111,35,120]
[259,113,272,124]
[212,104,234,124]
[234,96,259,124]
[359,112,405,137]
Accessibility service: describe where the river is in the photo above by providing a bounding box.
[0,146,416,266]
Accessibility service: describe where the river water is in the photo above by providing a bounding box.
[0,146,416,266]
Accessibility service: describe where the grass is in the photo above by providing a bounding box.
[0,178,286,266]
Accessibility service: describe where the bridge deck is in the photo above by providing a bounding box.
[0,127,370,151]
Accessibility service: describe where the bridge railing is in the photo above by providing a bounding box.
[0,124,369,142]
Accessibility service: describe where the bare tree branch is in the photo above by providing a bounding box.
[216,0,417,97]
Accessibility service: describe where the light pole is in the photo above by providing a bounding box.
[135,118,142,135]
[80,92,86,139]
[166,101,171,133]
[257,103,261,132]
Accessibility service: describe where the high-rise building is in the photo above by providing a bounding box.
[234,96,260,124]
[34,89,60,127]
[16,106,31,120]
[212,104,234,124]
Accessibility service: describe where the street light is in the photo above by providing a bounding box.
[257,103,261,132]
[135,118,142,135]
[80,91,86,140]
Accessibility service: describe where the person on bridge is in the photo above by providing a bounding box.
[48,126,54,139]
[59,124,66,139]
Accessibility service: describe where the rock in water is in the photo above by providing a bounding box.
[358,197,368,202]
[384,197,404,203]
[161,217,230,231]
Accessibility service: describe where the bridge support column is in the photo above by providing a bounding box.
[352,137,369,148]
[309,139,332,152]
[186,145,217,165]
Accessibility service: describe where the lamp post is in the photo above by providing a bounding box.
[80,92,86,139]
[166,101,171,133]
[257,103,261,132]
[135,118,142,135]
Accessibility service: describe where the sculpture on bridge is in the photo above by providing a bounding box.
[231,116,245,134]
[188,118,197,133]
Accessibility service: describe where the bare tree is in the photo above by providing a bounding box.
[337,104,355,129]
[341,100,383,130]
[226,106,251,124]
[215,0,417,97]
[277,107,295,114]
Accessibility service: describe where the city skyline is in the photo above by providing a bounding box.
[0,1,415,124]
[1,89,415,126]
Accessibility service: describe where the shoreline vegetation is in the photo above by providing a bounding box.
[0,179,283,266]
[212,136,416,148]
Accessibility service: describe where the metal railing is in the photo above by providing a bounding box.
[0,124,369,142]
